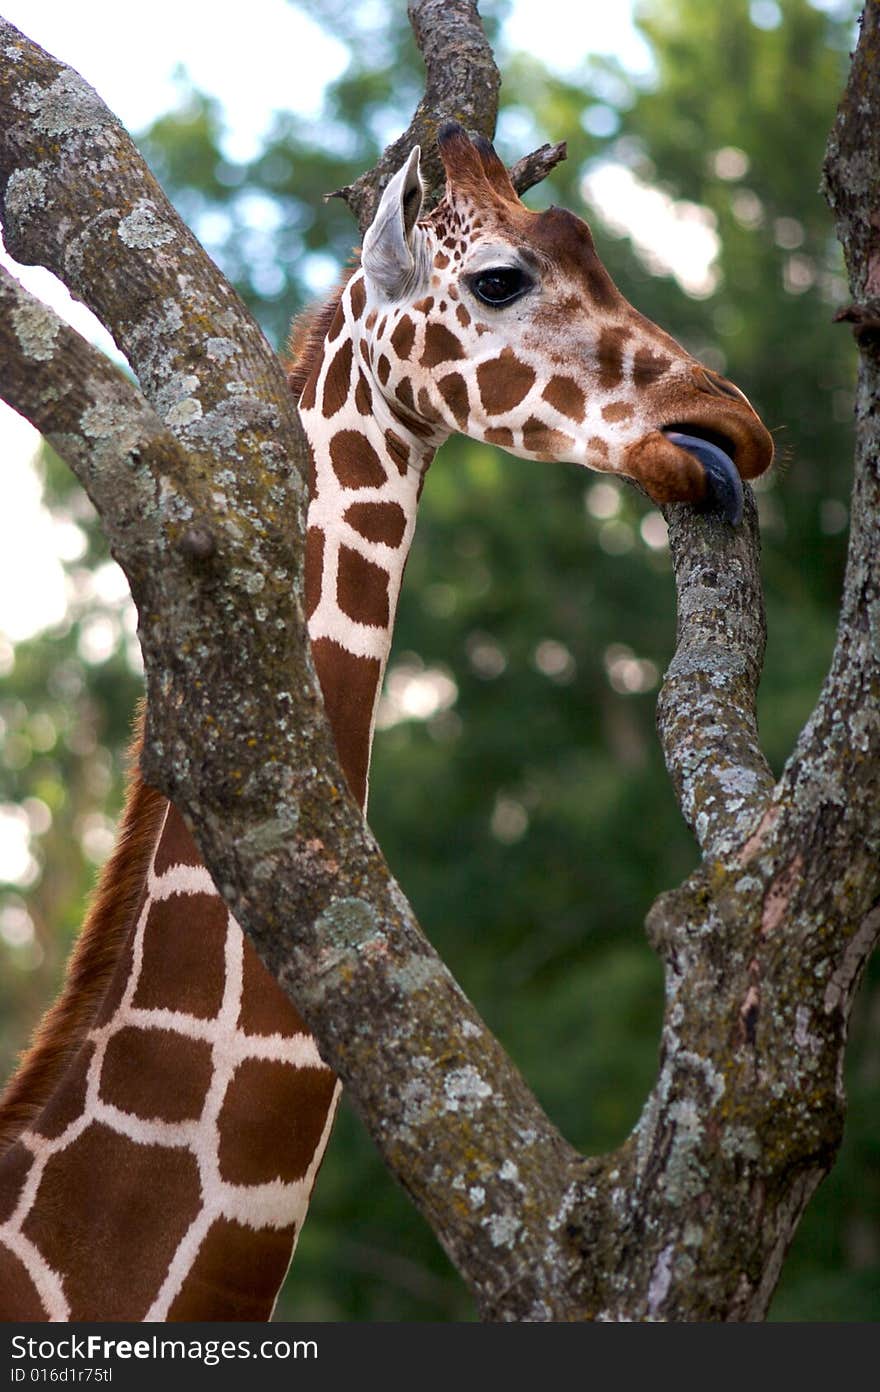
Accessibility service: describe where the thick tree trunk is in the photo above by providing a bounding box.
[0,1,877,1320]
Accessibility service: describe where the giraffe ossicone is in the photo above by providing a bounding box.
[0,123,773,1323]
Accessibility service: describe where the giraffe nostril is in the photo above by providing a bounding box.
[693,366,746,404]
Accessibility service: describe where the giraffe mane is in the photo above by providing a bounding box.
[285,261,361,400]
[0,709,165,1155]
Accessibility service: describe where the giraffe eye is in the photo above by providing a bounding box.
[467,266,533,307]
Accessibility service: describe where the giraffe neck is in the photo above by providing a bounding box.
[299,267,442,807]
[0,270,431,1320]
[0,791,340,1320]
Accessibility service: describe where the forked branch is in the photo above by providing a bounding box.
[328,0,566,230]
[0,0,878,1324]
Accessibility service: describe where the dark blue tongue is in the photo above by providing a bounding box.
[665,431,743,527]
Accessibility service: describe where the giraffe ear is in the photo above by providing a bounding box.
[362,146,427,302]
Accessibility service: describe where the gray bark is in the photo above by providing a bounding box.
[0,1,877,1321]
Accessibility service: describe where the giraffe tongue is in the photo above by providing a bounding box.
[664,430,744,528]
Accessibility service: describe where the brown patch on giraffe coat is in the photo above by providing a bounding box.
[100,1027,214,1122]
[344,501,408,548]
[310,639,381,807]
[477,348,536,415]
[582,262,617,311]
[364,309,377,331]
[412,296,434,315]
[23,1122,201,1320]
[354,371,372,417]
[238,937,309,1038]
[0,1245,46,1318]
[329,431,387,489]
[521,417,577,458]
[91,921,137,1027]
[285,273,354,402]
[336,546,390,628]
[326,303,345,343]
[417,387,443,426]
[390,315,416,360]
[321,339,353,418]
[434,251,450,269]
[385,429,410,475]
[588,436,610,458]
[35,1042,94,1141]
[349,275,366,320]
[421,323,465,367]
[395,376,417,415]
[393,408,435,441]
[377,354,391,386]
[597,327,630,389]
[305,527,324,620]
[0,1141,32,1223]
[304,440,317,500]
[152,802,201,875]
[602,400,634,422]
[167,1216,300,1321]
[437,371,470,429]
[456,304,470,329]
[542,375,586,420]
[485,426,514,447]
[217,1058,337,1185]
[298,368,319,412]
[632,347,672,388]
[131,893,228,1019]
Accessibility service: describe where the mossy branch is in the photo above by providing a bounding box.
[657,490,774,860]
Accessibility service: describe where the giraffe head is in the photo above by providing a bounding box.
[360,123,773,522]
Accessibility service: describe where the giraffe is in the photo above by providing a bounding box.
[0,124,773,1322]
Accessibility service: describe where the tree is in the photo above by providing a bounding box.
[0,0,877,1319]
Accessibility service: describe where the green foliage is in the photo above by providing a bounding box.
[2,0,875,1321]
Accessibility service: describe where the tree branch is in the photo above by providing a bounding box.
[2,0,878,1324]
[507,140,568,196]
[329,0,501,230]
[657,490,775,861]
[782,0,880,846]
[0,16,303,501]
[0,262,172,579]
[327,0,567,231]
